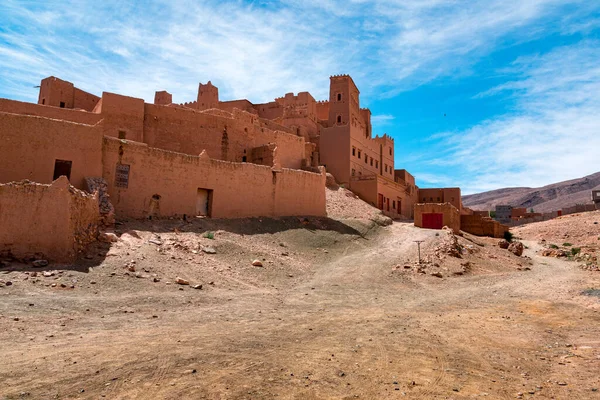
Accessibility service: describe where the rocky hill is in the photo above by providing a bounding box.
[463,171,600,212]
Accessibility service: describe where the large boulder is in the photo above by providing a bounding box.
[508,241,524,256]
[325,173,339,190]
[498,239,510,249]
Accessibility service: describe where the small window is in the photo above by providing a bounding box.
[42,98,45,105]
[59,101,65,108]
[242,156,247,162]
[389,148,392,155]
[385,164,388,172]
[337,93,342,101]
[352,147,356,156]
[358,150,361,159]
[337,115,342,124]
[365,155,368,164]
[370,158,373,166]
[437,197,441,201]
[376,161,379,168]
[393,200,396,208]
[118,130,126,139]
[53,159,72,181]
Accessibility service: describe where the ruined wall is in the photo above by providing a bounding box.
[0,177,100,262]
[461,215,508,238]
[142,104,306,169]
[102,138,326,219]
[99,92,145,142]
[0,98,103,125]
[0,112,103,190]
[414,203,461,234]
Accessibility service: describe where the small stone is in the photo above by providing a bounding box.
[192,284,202,289]
[431,272,443,278]
[32,259,49,267]
[338,371,345,377]
[252,260,263,267]
[99,232,119,243]
[90,281,97,284]
[13,317,19,321]
[558,382,567,386]
[128,265,136,272]
[202,247,216,254]
[176,277,189,285]
[5,281,12,286]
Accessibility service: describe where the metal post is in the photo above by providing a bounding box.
[414,240,424,264]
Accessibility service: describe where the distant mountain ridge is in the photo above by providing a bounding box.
[462,172,600,212]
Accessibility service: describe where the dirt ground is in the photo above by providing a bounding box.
[2,202,600,399]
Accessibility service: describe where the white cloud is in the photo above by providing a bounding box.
[0,0,596,104]
[418,41,600,194]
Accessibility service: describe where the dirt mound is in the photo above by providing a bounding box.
[326,187,392,226]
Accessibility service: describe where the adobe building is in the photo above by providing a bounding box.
[0,76,328,225]
[182,74,418,219]
[1,73,497,261]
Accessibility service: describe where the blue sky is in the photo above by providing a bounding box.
[1,0,599,194]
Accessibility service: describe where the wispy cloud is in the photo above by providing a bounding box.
[418,41,600,194]
[0,0,596,104]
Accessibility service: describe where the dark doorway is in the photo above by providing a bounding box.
[59,101,66,108]
[196,188,213,217]
[53,159,72,181]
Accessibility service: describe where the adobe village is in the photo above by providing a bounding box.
[1,76,600,399]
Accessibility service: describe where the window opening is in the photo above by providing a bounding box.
[53,159,72,181]
[59,101,65,108]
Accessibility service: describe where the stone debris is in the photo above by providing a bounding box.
[434,228,463,258]
[252,260,263,267]
[192,284,203,290]
[202,246,217,254]
[508,241,524,256]
[498,239,510,249]
[99,232,119,243]
[176,277,189,285]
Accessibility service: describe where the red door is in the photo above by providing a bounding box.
[422,213,443,229]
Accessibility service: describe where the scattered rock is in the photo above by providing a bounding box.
[99,232,119,243]
[153,277,160,282]
[176,277,189,285]
[498,239,510,249]
[192,284,203,290]
[252,260,263,267]
[202,246,217,254]
[508,241,524,256]
[5,281,13,286]
[32,259,49,268]
[431,272,443,278]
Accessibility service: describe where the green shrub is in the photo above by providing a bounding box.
[503,230,513,242]
[563,242,573,247]
[203,231,215,240]
[549,244,559,249]
[490,211,496,218]
[571,247,581,256]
